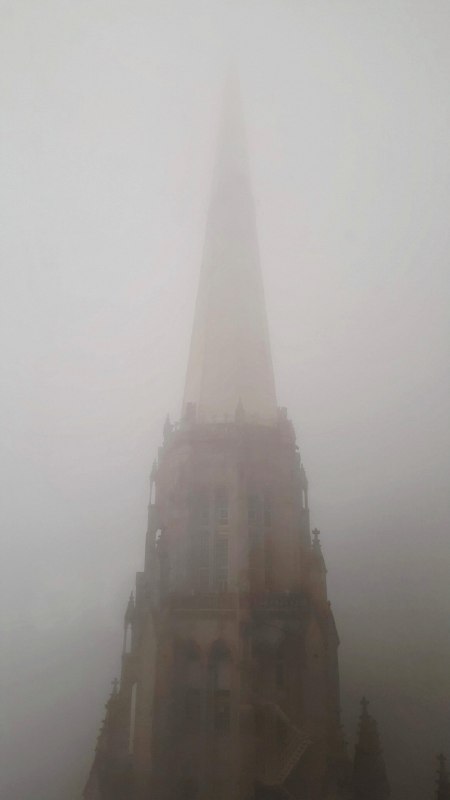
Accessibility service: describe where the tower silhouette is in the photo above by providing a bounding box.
[84,82,352,800]
[352,698,390,800]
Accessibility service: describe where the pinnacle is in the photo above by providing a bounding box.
[360,696,369,714]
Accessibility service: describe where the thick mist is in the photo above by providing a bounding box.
[1,2,449,798]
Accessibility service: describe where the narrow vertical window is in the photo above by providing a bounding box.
[191,530,210,590]
[128,682,137,754]
[214,536,228,592]
[215,488,228,525]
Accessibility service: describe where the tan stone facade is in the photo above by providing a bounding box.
[84,411,351,800]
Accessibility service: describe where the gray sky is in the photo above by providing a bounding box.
[1,2,450,798]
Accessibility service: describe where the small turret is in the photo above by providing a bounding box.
[309,528,328,605]
[435,754,450,800]
[353,697,390,800]
[312,528,327,572]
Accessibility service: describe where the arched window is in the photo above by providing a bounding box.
[188,489,211,589]
[215,487,228,525]
[209,642,231,734]
[214,535,228,591]
[190,529,210,589]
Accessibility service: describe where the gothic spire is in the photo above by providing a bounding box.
[353,697,390,800]
[182,77,277,423]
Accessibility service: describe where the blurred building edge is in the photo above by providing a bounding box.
[83,82,387,800]
[435,754,450,800]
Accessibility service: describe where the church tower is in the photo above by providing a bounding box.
[84,83,350,800]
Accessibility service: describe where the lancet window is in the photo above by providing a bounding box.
[209,642,231,734]
[190,530,210,590]
[189,489,211,589]
[248,493,260,525]
[215,487,228,525]
[214,536,228,592]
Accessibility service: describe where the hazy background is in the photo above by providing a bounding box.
[1,1,449,798]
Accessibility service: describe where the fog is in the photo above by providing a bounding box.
[1,1,449,798]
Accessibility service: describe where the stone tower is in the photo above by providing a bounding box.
[83,83,351,800]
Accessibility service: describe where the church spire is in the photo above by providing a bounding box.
[182,78,277,423]
[353,697,390,800]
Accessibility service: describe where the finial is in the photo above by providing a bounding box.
[312,528,322,551]
[360,696,369,714]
